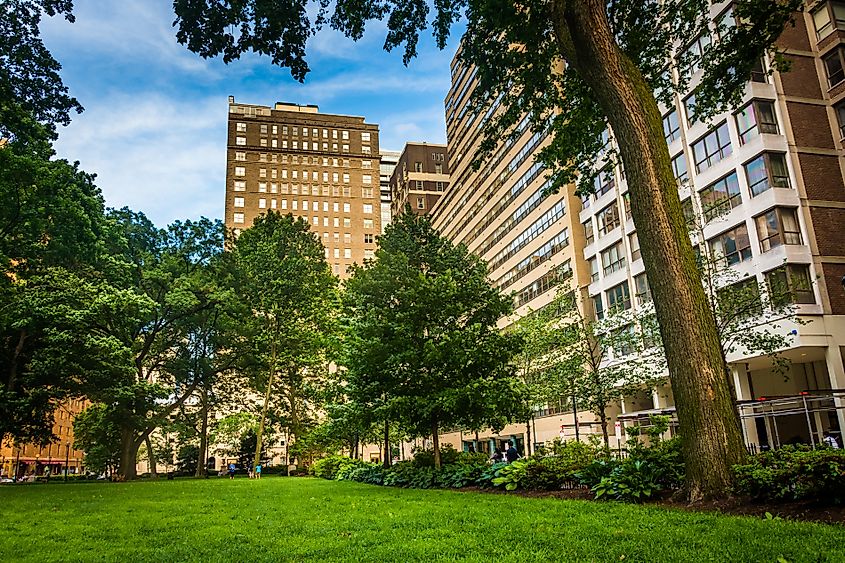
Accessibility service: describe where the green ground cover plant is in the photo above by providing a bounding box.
[733,446,845,504]
[1,478,843,562]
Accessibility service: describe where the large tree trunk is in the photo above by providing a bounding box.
[118,429,139,481]
[196,387,209,477]
[145,435,158,478]
[254,339,277,472]
[598,405,609,448]
[431,419,441,469]
[551,1,746,500]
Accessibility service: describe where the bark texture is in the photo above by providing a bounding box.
[551,0,746,500]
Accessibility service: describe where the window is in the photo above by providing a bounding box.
[593,295,605,320]
[343,202,351,213]
[414,162,423,172]
[415,180,423,189]
[342,130,349,140]
[361,132,371,142]
[364,234,374,244]
[718,278,763,319]
[812,2,845,40]
[607,281,632,312]
[708,223,752,266]
[258,198,266,209]
[344,248,352,259]
[281,200,287,210]
[691,122,732,173]
[259,168,267,178]
[584,220,595,245]
[233,212,244,224]
[235,151,246,161]
[824,48,845,87]
[744,153,790,196]
[629,232,641,262]
[234,166,246,177]
[233,197,245,208]
[363,219,374,229]
[258,182,267,193]
[594,170,615,197]
[750,58,767,83]
[755,207,802,252]
[678,33,711,77]
[260,124,267,134]
[436,182,444,191]
[343,233,352,244]
[343,173,350,183]
[416,197,425,209]
[735,100,778,144]
[635,274,651,304]
[590,258,600,282]
[663,110,681,143]
[362,160,372,169]
[684,93,698,126]
[601,243,626,276]
[362,174,372,185]
[435,163,443,174]
[597,202,621,235]
[699,172,742,222]
[236,122,247,132]
[233,180,246,191]
[672,152,689,184]
[363,203,373,214]
[271,199,277,209]
[236,136,246,146]
[836,103,845,139]
[766,264,816,305]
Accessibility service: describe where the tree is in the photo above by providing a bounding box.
[230,212,337,472]
[343,210,524,468]
[172,0,803,499]
[73,404,122,476]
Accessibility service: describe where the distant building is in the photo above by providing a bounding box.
[224,97,382,277]
[0,399,87,479]
[379,150,400,233]
[389,142,450,216]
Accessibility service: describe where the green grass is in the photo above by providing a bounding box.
[1,478,843,562]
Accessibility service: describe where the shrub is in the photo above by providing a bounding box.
[522,456,582,490]
[310,455,348,480]
[345,465,386,485]
[477,462,508,488]
[592,460,662,502]
[575,459,621,488]
[411,444,461,468]
[436,463,486,488]
[492,459,529,491]
[335,458,371,481]
[628,436,684,490]
[732,446,845,504]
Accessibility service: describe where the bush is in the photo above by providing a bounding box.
[732,446,845,504]
[628,436,684,490]
[575,459,621,488]
[345,465,386,485]
[523,456,582,490]
[492,459,529,491]
[335,458,370,481]
[592,460,662,502]
[310,455,368,480]
[436,463,486,488]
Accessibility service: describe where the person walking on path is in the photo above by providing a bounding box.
[505,441,521,463]
[228,463,236,479]
[255,464,262,479]
[490,448,503,463]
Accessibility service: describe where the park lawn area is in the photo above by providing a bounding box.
[1,478,844,563]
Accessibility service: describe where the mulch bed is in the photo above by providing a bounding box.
[457,486,845,525]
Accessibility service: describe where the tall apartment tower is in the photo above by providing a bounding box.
[379,150,401,232]
[225,97,381,277]
[431,2,845,453]
[429,53,592,454]
[389,142,450,215]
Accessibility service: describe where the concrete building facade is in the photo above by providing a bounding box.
[431,1,845,454]
[379,150,400,233]
[224,97,382,277]
[390,142,450,216]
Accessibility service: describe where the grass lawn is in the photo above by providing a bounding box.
[1,478,844,562]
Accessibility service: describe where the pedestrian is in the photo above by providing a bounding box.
[255,464,262,479]
[490,448,503,463]
[468,444,476,454]
[228,462,236,480]
[823,432,840,449]
[505,440,521,463]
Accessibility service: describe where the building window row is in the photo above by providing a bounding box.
[496,228,570,291]
[488,201,567,272]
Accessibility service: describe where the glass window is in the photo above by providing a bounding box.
[597,201,621,235]
[824,48,845,87]
[750,58,767,83]
[681,198,696,226]
[672,152,689,184]
[233,212,244,224]
[629,232,641,262]
[692,122,733,173]
[593,295,605,320]
[684,93,698,126]
[236,122,247,132]
[755,207,803,252]
[607,281,632,312]
[594,170,615,196]
[590,258,600,282]
[836,103,845,140]
[708,223,752,266]
[735,100,778,144]
[601,243,626,276]
[766,264,816,305]
[663,110,681,143]
[699,172,742,222]
[233,197,244,208]
[584,220,594,245]
[814,3,834,39]
[635,274,651,304]
[678,33,711,77]
[744,153,790,196]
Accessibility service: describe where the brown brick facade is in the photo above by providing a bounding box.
[786,102,835,148]
[779,54,823,99]
[798,153,845,201]
[809,207,845,256]
[822,263,845,314]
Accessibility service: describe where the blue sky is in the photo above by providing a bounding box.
[40,0,459,227]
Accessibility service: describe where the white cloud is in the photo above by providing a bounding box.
[53,93,225,226]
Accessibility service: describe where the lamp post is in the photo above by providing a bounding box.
[13,447,20,483]
[64,442,70,482]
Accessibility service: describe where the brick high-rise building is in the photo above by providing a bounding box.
[390,142,450,216]
[225,97,381,277]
